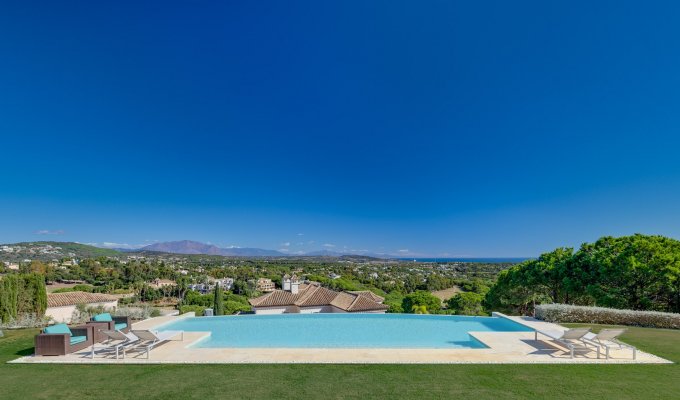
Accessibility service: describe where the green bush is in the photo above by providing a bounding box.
[183,290,213,307]
[224,300,251,314]
[179,305,205,316]
[535,304,680,329]
[447,292,485,315]
[402,291,441,314]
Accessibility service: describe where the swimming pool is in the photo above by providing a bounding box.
[158,314,532,349]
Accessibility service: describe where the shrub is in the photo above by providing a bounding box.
[70,303,107,324]
[179,305,205,316]
[115,305,158,320]
[535,303,680,330]
[182,290,213,307]
[224,300,250,315]
[0,313,51,329]
[447,292,486,316]
[402,291,442,314]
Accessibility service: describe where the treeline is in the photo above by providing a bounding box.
[178,289,251,316]
[486,234,680,314]
[0,274,47,322]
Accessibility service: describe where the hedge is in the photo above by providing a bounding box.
[0,274,47,323]
[535,303,680,329]
[179,305,205,316]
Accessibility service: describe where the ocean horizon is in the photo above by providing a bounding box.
[398,257,530,263]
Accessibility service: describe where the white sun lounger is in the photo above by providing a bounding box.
[583,329,636,360]
[90,330,139,359]
[129,330,184,359]
[534,327,592,358]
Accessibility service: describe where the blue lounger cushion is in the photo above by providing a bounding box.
[115,323,128,331]
[92,313,113,322]
[44,323,72,336]
[69,336,87,345]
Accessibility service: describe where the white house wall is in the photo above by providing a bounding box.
[45,300,118,323]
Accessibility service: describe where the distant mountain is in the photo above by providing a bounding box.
[140,240,285,257]
[142,240,223,255]
[304,250,345,257]
[139,240,391,258]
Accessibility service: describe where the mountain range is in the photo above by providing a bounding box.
[0,241,392,262]
[140,240,285,256]
[138,240,393,258]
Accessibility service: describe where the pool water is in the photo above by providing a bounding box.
[158,314,532,349]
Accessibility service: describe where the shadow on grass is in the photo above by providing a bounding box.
[15,346,34,357]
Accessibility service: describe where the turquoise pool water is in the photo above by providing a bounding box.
[158,314,531,349]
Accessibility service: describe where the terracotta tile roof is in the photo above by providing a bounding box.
[47,291,119,308]
[345,295,389,312]
[348,291,385,303]
[329,292,356,310]
[249,284,388,312]
[248,289,302,307]
[294,285,337,307]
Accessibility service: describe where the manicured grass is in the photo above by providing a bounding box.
[1,325,679,399]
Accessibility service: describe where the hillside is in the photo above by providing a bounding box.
[0,241,121,262]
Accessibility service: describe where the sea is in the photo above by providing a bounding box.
[397,257,530,263]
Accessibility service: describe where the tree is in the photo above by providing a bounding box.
[0,274,47,322]
[213,283,224,316]
[485,234,680,314]
[402,290,441,314]
[447,292,485,315]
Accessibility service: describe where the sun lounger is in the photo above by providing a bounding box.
[90,330,139,359]
[534,327,591,358]
[87,313,132,342]
[583,329,636,360]
[129,330,184,359]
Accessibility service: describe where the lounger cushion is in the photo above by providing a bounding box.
[44,323,72,336]
[115,323,128,331]
[93,313,113,322]
[69,335,87,345]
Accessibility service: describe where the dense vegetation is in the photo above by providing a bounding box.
[0,274,47,323]
[486,234,680,314]
[179,290,251,316]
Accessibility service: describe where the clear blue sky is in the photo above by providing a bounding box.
[1,1,680,257]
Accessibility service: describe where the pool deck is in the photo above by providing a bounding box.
[10,313,672,364]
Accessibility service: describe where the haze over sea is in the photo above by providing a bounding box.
[399,258,529,263]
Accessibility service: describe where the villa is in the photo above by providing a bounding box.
[45,291,119,323]
[249,275,388,314]
[255,277,275,292]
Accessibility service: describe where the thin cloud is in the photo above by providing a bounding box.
[398,249,410,253]
[323,243,335,248]
[297,233,304,236]
[34,230,65,235]
[281,242,291,247]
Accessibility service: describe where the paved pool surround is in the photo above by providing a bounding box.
[10,312,672,364]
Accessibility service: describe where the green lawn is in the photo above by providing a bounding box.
[0,325,679,399]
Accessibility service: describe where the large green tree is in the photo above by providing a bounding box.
[447,292,485,315]
[402,290,441,314]
[485,234,680,314]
